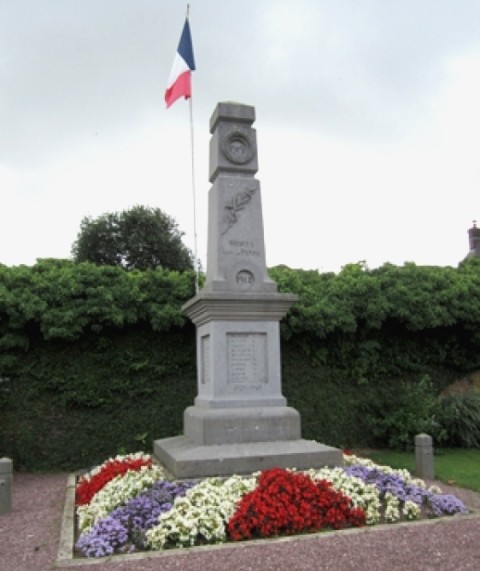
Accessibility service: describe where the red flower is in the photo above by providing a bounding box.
[227,468,366,541]
[75,457,153,505]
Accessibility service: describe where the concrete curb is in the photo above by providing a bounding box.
[56,473,77,565]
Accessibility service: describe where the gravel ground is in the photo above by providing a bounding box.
[1,472,479,571]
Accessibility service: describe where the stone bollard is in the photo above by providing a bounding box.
[0,458,13,514]
[415,434,434,480]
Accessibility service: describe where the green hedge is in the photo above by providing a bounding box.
[1,258,480,470]
[0,259,195,350]
[270,259,480,380]
[0,327,196,471]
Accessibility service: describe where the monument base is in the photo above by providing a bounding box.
[154,436,343,479]
[184,406,302,445]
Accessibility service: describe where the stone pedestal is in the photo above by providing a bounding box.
[154,102,343,478]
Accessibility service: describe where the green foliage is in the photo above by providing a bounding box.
[360,375,442,449]
[269,262,480,381]
[0,328,196,471]
[71,205,194,271]
[433,393,480,448]
[269,261,480,336]
[281,340,360,448]
[2,260,480,470]
[0,260,196,349]
[1,385,195,472]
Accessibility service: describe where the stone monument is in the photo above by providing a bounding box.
[154,102,343,478]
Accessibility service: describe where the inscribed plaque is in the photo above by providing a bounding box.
[227,332,267,385]
[201,335,211,385]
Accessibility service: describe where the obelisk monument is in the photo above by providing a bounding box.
[154,102,343,478]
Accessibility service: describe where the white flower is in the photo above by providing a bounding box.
[145,474,257,550]
[309,466,381,525]
[384,492,400,523]
[403,500,421,520]
[77,464,165,533]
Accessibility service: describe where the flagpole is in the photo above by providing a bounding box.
[186,3,199,294]
[189,96,199,294]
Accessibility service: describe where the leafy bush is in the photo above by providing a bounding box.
[0,260,195,350]
[433,393,480,448]
[360,375,442,450]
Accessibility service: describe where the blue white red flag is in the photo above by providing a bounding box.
[165,18,195,108]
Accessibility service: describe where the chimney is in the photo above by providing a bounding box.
[468,220,480,257]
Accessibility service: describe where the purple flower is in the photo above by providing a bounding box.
[76,479,196,557]
[344,464,467,517]
[344,465,371,481]
[428,494,467,516]
[345,465,428,504]
[76,516,128,557]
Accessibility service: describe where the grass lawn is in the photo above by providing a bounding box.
[358,448,480,492]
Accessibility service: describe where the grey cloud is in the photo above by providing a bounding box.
[2,0,480,167]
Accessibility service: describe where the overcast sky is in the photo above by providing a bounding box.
[2,0,480,273]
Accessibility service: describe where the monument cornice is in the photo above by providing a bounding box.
[182,291,299,326]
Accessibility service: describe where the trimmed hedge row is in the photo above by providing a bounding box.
[1,258,480,470]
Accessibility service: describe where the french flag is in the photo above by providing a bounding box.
[165,18,196,108]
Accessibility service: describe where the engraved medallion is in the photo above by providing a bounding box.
[221,129,255,165]
[236,269,254,288]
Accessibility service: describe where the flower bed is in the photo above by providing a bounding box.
[73,452,468,558]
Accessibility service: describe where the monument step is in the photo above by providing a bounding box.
[154,436,344,479]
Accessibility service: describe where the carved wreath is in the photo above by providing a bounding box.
[221,130,255,165]
[222,187,257,235]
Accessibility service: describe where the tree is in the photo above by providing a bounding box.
[71,205,194,272]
